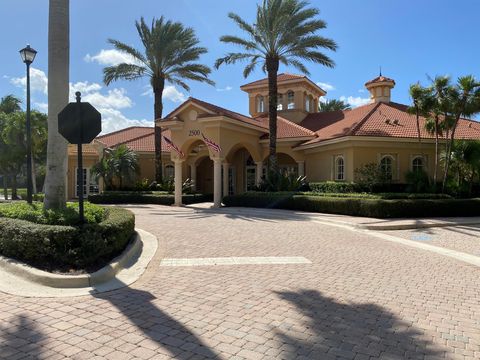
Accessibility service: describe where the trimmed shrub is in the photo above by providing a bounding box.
[309,181,360,193]
[89,191,213,205]
[0,207,135,269]
[0,202,105,225]
[223,192,480,218]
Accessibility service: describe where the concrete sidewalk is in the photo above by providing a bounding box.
[185,203,480,231]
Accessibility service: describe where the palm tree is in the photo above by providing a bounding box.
[44,0,69,210]
[92,145,139,190]
[319,99,351,112]
[215,0,337,174]
[0,95,22,114]
[441,75,480,191]
[103,17,214,182]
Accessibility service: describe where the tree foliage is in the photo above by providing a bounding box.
[318,99,351,112]
[103,17,213,181]
[215,0,337,174]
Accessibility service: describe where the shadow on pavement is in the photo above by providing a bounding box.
[275,289,446,359]
[0,315,45,359]
[94,286,219,359]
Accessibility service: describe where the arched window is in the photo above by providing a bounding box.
[412,156,424,172]
[380,155,394,180]
[257,96,265,113]
[305,94,310,112]
[335,156,345,181]
[287,91,295,109]
[277,93,283,110]
[165,164,174,179]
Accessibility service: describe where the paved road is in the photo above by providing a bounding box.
[0,205,479,359]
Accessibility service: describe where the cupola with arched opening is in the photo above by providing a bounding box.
[240,73,327,123]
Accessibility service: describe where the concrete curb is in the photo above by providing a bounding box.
[0,228,156,294]
[356,220,480,231]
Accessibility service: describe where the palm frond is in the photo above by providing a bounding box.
[103,64,147,85]
[107,39,147,64]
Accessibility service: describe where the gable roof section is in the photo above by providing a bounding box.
[257,115,316,140]
[240,73,326,94]
[299,101,480,146]
[96,126,153,147]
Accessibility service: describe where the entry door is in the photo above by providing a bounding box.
[228,167,236,195]
[75,168,89,198]
[245,166,256,191]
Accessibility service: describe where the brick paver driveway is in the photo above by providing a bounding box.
[0,204,479,359]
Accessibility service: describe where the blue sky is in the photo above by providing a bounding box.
[1,0,479,133]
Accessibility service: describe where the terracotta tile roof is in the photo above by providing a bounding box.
[96,126,153,147]
[299,101,480,146]
[118,129,172,152]
[365,75,395,86]
[257,116,316,140]
[240,73,307,88]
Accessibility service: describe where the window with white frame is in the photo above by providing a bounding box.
[165,164,174,179]
[412,156,424,172]
[380,155,394,180]
[75,168,88,198]
[305,95,310,112]
[334,156,345,181]
[287,91,295,109]
[257,96,265,113]
[277,93,283,110]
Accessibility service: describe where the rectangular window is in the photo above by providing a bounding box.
[75,168,88,198]
[245,166,256,191]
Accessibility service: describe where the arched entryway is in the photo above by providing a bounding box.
[225,146,263,195]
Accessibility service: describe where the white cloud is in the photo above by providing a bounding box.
[316,82,335,91]
[99,108,151,134]
[340,95,371,108]
[33,102,48,112]
[163,85,187,103]
[319,96,327,103]
[84,49,141,66]
[70,81,102,95]
[83,88,133,110]
[358,88,366,93]
[10,67,48,94]
[216,86,233,92]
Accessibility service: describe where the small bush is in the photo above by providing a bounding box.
[0,202,105,226]
[309,181,360,193]
[0,207,135,269]
[258,171,308,192]
[89,191,212,205]
[405,170,431,193]
[223,192,479,218]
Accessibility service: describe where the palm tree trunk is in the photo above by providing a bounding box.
[266,57,279,174]
[44,0,69,209]
[2,175,8,200]
[434,119,439,187]
[442,116,460,192]
[153,77,165,183]
[31,151,37,194]
[11,174,18,200]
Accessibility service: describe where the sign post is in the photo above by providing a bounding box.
[58,91,101,223]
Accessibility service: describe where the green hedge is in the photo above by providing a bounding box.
[309,181,409,194]
[0,207,135,269]
[0,202,105,225]
[223,192,480,218]
[89,192,213,205]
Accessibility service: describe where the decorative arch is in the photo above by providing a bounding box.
[179,138,215,161]
[224,142,262,163]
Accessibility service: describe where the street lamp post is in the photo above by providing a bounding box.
[19,45,37,204]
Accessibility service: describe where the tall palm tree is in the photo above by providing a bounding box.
[44,0,69,210]
[103,17,214,182]
[319,99,351,112]
[0,95,22,114]
[215,0,337,174]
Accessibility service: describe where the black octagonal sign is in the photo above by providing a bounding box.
[58,99,101,144]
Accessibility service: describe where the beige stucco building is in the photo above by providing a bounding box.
[68,73,480,206]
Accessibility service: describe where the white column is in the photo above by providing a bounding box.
[174,160,183,206]
[189,164,197,192]
[223,163,229,197]
[297,161,305,177]
[213,158,222,208]
[255,161,263,186]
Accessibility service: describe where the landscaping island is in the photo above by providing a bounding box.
[0,201,135,273]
